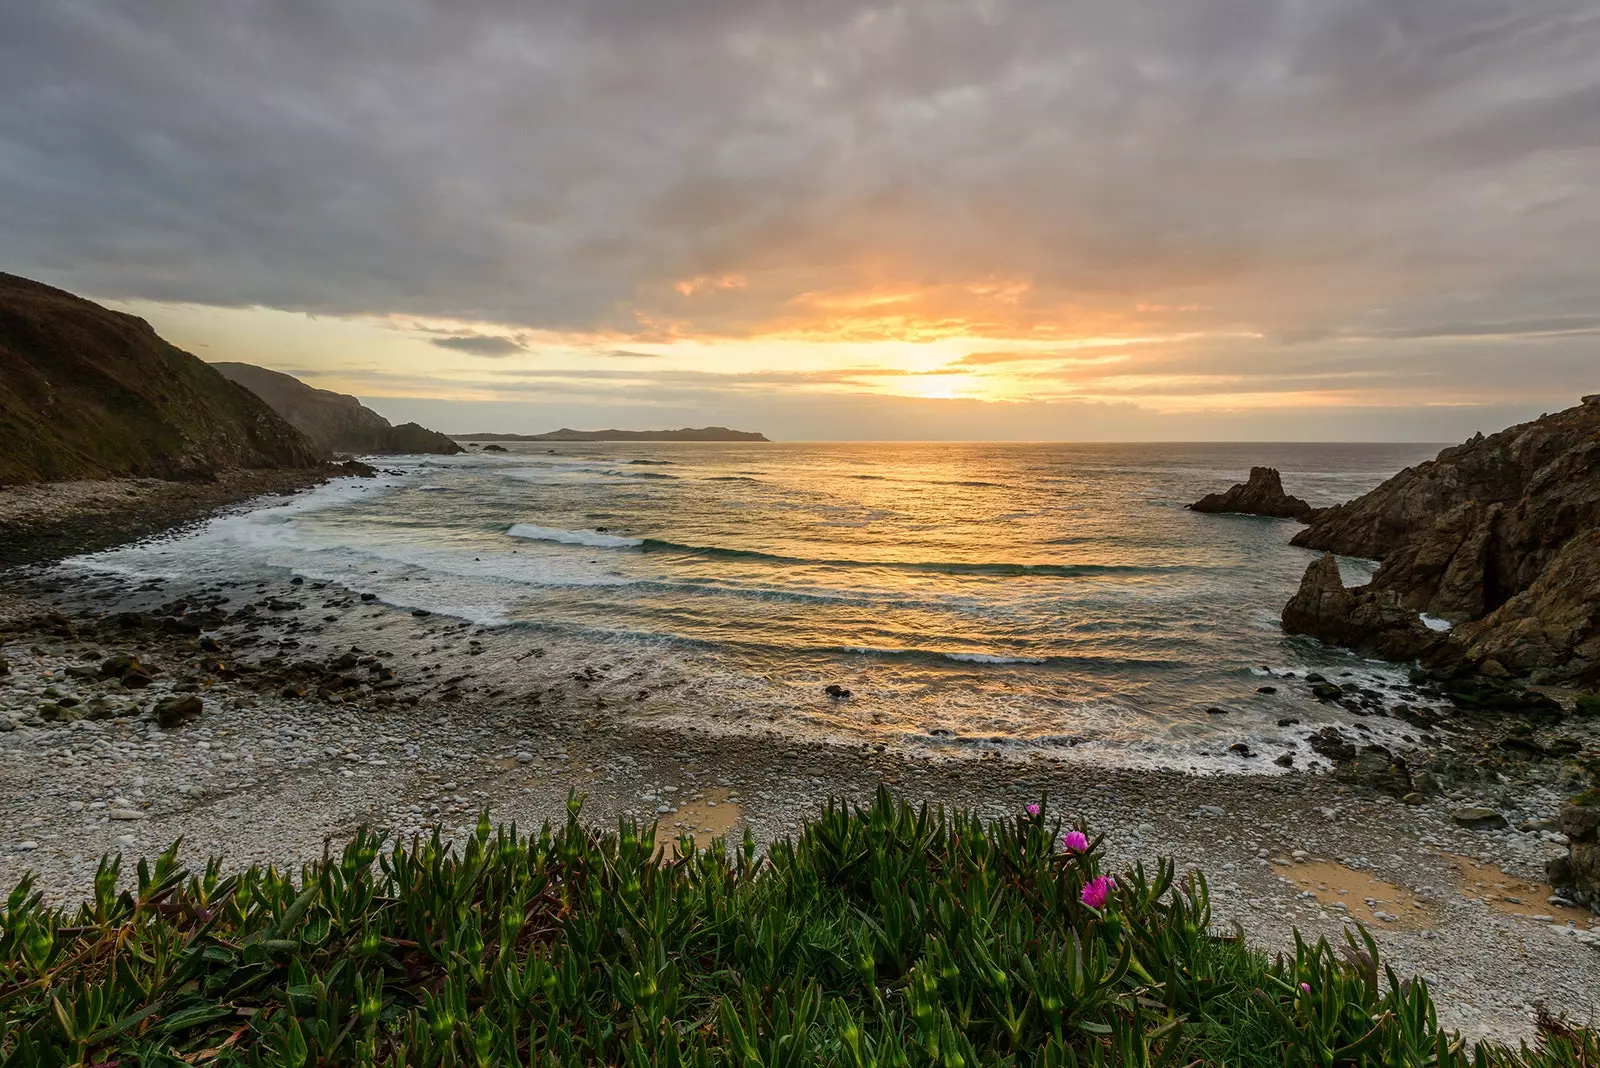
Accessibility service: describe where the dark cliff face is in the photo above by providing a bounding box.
[211,363,462,457]
[1282,398,1600,683]
[0,274,321,484]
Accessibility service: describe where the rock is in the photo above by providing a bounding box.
[154,694,204,728]
[1452,807,1509,830]
[1576,694,1600,717]
[1187,467,1315,521]
[1402,792,1425,805]
[1288,400,1600,684]
[99,653,141,678]
[1282,554,1442,662]
[482,443,509,452]
[333,458,378,478]
[1256,685,1277,694]
[1546,794,1600,905]
[0,656,9,676]
[1339,748,1412,796]
[1309,727,1357,763]
[1228,742,1254,758]
[1206,706,1230,715]
[1274,753,1294,767]
[1276,717,1300,727]
[824,684,852,699]
[1310,681,1343,701]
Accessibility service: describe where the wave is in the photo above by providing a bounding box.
[848,474,888,480]
[607,469,677,480]
[504,525,1182,579]
[627,459,677,465]
[506,523,644,548]
[928,479,1001,488]
[828,645,1174,668]
[705,476,763,483]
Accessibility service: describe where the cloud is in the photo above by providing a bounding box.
[430,334,525,356]
[1,0,1597,431]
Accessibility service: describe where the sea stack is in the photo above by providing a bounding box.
[1187,466,1315,521]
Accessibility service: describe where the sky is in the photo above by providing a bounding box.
[2,1,1598,441]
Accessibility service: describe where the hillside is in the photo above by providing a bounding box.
[0,274,320,484]
[212,362,461,456]
[459,426,768,442]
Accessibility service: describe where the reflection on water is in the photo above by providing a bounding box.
[68,441,1444,767]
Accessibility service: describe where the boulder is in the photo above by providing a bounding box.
[1546,794,1600,906]
[1308,726,1357,763]
[481,443,509,453]
[155,694,204,728]
[1188,467,1315,521]
[1451,807,1509,830]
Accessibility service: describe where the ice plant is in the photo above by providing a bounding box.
[1080,874,1114,908]
[1025,803,1040,816]
[1062,830,1089,853]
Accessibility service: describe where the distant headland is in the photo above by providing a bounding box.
[454,427,769,442]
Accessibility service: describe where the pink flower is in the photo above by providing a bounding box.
[1062,830,1089,853]
[1300,983,1312,994]
[1025,803,1040,816]
[1080,875,1114,909]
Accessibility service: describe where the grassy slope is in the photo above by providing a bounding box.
[1,789,1594,1066]
[0,275,320,484]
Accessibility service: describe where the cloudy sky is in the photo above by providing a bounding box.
[3,1,1597,439]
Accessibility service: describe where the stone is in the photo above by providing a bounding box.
[1309,727,1357,763]
[1452,807,1509,830]
[1575,694,1600,717]
[1274,753,1294,768]
[155,694,204,728]
[1228,742,1254,758]
[0,656,8,676]
[1283,554,1441,663]
[824,684,852,699]
[1188,467,1315,521]
[1546,796,1600,906]
[1402,793,1425,805]
[1256,685,1277,694]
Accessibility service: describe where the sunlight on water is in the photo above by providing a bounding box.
[66,441,1443,766]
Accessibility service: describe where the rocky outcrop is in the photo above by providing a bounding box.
[1282,554,1442,662]
[1281,399,1600,684]
[212,362,462,457]
[460,426,769,442]
[1547,793,1600,907]
[0,274,321,483]
[1188,467,1315,521]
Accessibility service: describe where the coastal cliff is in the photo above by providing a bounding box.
[212,362,461,457]
[0,274,320,483]
[1281,397,1600,683]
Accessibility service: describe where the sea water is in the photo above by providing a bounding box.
[63,441,1442,767]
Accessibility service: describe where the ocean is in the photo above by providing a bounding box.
[64,440,1444,769]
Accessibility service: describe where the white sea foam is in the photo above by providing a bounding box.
[1419,613,1453,632]
[506,523,644,548]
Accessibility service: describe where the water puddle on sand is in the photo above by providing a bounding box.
[1277,860,1437,930]
[655,788,743,859]
[1442,854,1597,928]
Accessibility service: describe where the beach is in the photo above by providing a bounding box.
[1,472,1597,1043]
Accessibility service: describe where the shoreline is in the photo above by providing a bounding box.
[0,468,330,570]
[0,479,1597,1043]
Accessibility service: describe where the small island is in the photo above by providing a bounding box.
[455,426,769,442]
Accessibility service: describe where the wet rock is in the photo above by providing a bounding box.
[1206,707,1230,715]
[1574,693,1600,717]
[1188,467,1315,521]
[1276,717,1300,727]
[99,653,141,678]
[825,684,852,699]
[1309,727,1357,763]
[1452,806,1509,830]
[1256,685,1277,694]
[1228,742,1254,758]
[1339,747,1412,796]
[1274,753,1294,767]
[482,443,509,452]
[1310,681,1343,701]
[0,655,8,676]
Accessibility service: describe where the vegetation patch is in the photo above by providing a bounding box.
[1,789,1594,1066]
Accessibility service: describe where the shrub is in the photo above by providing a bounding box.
[0,788,1593,1065]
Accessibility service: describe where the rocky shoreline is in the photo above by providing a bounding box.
[2,550,1598,1043]
[0,469,330,569]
